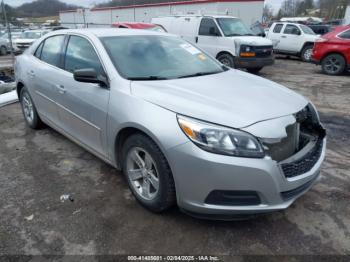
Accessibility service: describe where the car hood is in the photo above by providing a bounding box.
[13,39,35,44]
[232,36,273,46]
[130,70,308,128]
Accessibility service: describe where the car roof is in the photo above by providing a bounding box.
[49,28,169,38]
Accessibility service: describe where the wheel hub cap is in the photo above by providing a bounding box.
[126,147,159,200]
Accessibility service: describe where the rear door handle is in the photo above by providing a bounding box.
[56,84,66,94]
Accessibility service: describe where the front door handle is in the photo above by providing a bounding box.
[281,35,287,38]
[56,84,66,94]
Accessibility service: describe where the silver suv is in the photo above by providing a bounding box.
[15,29,326,219]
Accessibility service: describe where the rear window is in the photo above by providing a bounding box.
[40,35,65,67]
[273,24,283,33]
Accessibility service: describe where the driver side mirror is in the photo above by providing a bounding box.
[73,68,108,87]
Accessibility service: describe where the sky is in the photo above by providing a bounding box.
[7,0,283,11]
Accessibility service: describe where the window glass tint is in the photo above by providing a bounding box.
[65,36,104,75]
[101,35,223,80]
[199,18,220,36]
[300,24,315,35]
[216,18,253,36]
[34,42,44,58]
[339,29,350,39]
[40,35,65,67]
[273,24,283,33]
[284,25,300,35]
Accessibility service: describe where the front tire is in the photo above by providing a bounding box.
[321,54,346,75]
[19,86,44,129]
[301,45,313,62]
[122,134,176,212]
[217,53,235,68]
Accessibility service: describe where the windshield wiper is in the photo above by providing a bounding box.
[127,76,168,81]
[177,71,222,79]
[226,33,242,36]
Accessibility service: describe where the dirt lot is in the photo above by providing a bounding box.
[0,57,349,259]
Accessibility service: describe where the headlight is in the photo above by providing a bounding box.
[240,45,255,57]
[177,116,264,158]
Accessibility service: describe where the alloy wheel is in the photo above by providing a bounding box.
[303,48,312,61]
[324,57,342,74]
[126,147,160,200]
[22,93,34,124]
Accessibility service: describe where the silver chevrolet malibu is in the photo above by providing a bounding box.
[15,29,326,219]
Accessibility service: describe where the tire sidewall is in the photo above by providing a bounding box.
[122,134,175,212]
[321,54,345,75]
[20,87,40,128]
[217,53,235,68]
[301,45,313,62]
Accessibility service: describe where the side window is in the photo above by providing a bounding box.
[273,24,283,33]
[284,25,301,35]
[34,42,44,59]
[40,35,65,67]
[199,18,220,36]
[64,35,104,76]
[339,29,350,39]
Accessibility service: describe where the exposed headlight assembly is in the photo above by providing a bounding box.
[240,45,255,57]
[177,116,264,158]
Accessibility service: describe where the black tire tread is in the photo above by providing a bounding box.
[122,133,176,212]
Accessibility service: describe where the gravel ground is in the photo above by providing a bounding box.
[0,57,349,259]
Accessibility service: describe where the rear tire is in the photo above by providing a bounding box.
[19,86,44,129]
[217,53,235,68]
[122,133,176,213]
[247,67,263,74]
[321,54,346,75]
[301,45,313,62]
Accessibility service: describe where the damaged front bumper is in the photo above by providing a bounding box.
[166,104,326,220]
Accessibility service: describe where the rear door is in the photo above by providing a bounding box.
[29,35,66,124]
[196,18,221,57]
[54,35,110,157]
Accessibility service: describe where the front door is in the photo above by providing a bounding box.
[196,18,221,57]
[55,35,110,157]
[278,24,304,53]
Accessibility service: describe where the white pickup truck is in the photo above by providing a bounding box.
[267,22,319,62]
[152,15,274,74]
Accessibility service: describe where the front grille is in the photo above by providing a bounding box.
[281,138,323,178]
[254,45,273,58]
[261,104,326,178]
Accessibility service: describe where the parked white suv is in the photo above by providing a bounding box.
[267,22,318,61]
[152,15,274,74]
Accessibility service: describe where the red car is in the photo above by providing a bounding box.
[111,22,166,32]
[312,25,350,75]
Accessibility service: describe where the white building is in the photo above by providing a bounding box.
[345,4,350,25]
[59,0,264,28]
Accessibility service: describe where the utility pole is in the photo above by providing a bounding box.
[1,0,14,63]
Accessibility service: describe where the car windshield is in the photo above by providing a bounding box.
[21,31,42,39]
[300,25,316,35]
[101,35,225,80]
[216,18,254,36]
